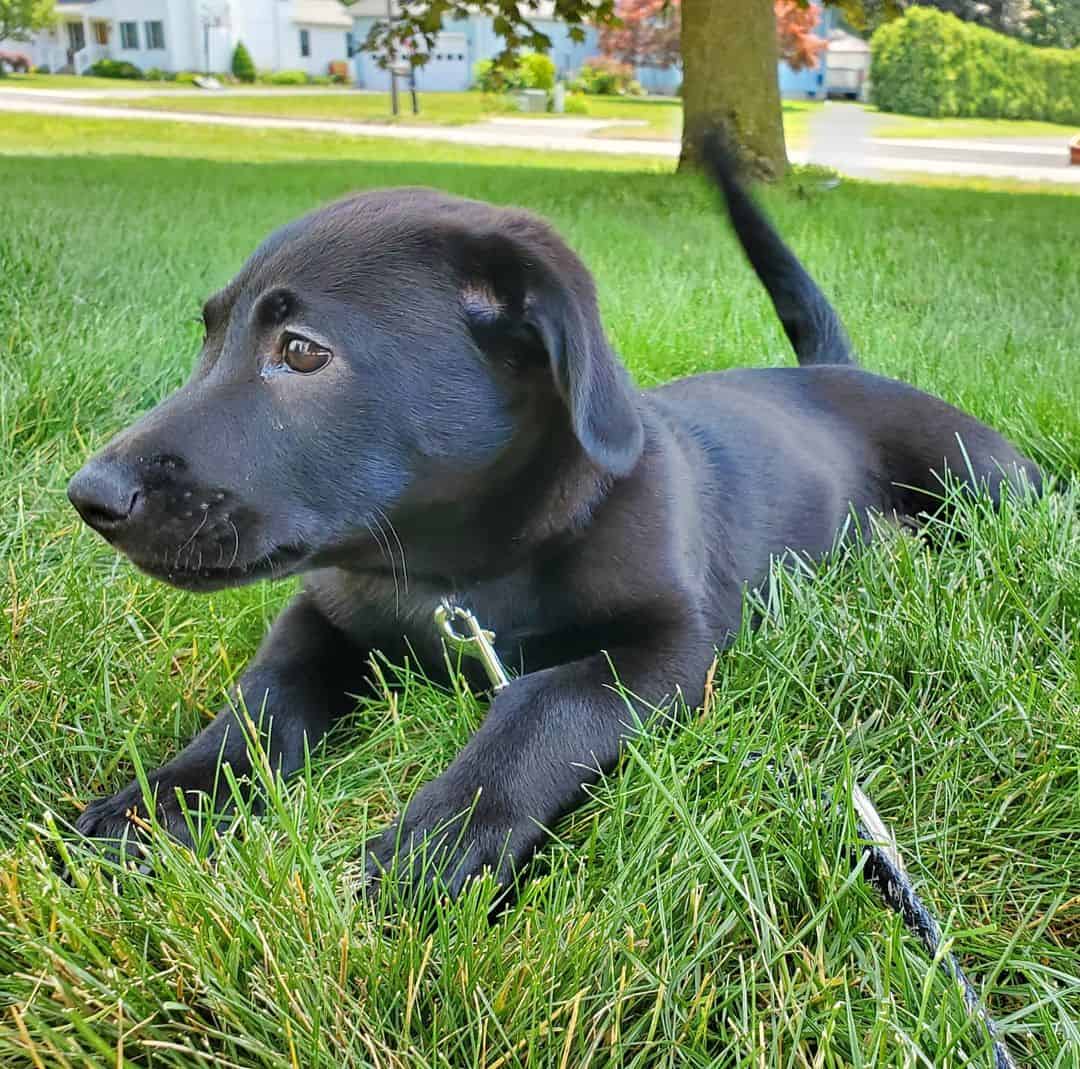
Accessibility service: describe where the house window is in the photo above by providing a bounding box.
[93,22,108,46]
[345,31,354,58]
[299,29,310,58]
[144,21,165,50]
[65,22,86,52]
[119,22,139,50]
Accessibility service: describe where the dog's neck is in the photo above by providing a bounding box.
[330,417,618,588]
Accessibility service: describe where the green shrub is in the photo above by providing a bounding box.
[268,69,309,85]
[174,71,201,85]
[310,74,332,85]
[871,7,1080,124]
[473,59,501,92]
[145,67,166,81]
[568,57,636,96]
[87,59,142,80]
[563,92,589,115]
[519,52,556,91]
[472,52,555,92]
[231,41,256,83]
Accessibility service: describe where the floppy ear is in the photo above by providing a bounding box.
[458,224,644,478]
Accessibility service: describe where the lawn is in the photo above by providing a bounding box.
[870,107,1080,141]
[103,88,532,126]
[96,89,821,145]
[0,72,185,91]
[1,117,1078,1068]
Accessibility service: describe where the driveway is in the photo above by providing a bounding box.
[807,101,1079,185]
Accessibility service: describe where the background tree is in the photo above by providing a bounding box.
[601,1,828,74]
[599,0,681,69]
[0,0,55,45]
[776,0,828,70]
[1021,0,1080,48]
[912,0,1031,36]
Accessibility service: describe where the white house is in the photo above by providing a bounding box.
[8,0,353,77]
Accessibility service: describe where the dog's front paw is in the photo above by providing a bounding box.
[75,779,195,862]
[362,780,541,901]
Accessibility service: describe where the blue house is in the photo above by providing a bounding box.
[350,1,833,98]
[350,1,597,91]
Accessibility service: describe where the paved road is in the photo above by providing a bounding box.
[807,101,1079,184]
[2,91,1077,182]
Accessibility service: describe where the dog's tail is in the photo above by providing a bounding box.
[701,133,855,367]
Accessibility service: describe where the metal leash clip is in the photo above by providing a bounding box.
[434,598,511,692]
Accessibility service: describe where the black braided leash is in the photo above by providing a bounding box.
[437,599,1018,1069]
[852,783,1016,1069]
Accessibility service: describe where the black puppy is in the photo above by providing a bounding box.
[68,143,1041,893]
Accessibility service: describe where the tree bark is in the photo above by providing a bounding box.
[679,0,788,179]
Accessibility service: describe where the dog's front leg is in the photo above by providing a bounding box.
[364,621,716,898]
[76,594,370,854]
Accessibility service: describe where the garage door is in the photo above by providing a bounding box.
[357,32,469,92]
[415,33,469,91]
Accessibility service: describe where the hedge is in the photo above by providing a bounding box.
[871,6,1080,124]
[87,59,142,80]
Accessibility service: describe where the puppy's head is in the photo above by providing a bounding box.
[67,188,643,591]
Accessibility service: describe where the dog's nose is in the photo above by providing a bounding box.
[67,458,142,534]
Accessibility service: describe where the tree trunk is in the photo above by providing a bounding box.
[679,0,788,179]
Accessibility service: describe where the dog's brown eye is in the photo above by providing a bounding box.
[281,334,331,374]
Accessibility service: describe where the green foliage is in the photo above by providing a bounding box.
[472,51,555,93]
[266,68,308,85]
[231,41,255,83]
[472,58,507,92]
[1022,0,1080,50]
[519,50,556,91]
[569,56,642,95]
[144,67,166,81]
[361,0,614,75]
[871,6,1080,123]
[87,59,142,80]
[0,0,55,43]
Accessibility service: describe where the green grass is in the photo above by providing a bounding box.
[104,88,528,126]
[871,108,1080,141]
[0,72,185,90]
[98,90,820,146]
[1,117,1078,1068]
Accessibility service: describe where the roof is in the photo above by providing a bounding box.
[827,30,871,54]
[293,1,355,27]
